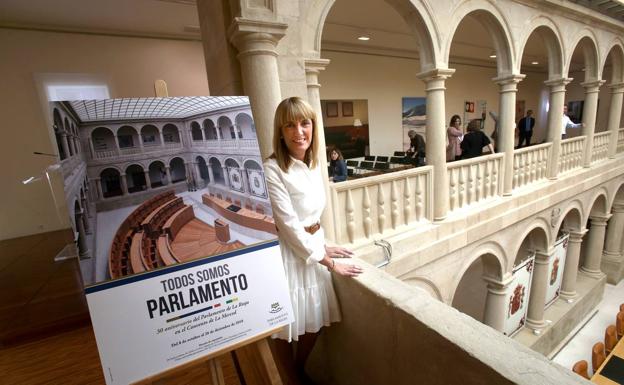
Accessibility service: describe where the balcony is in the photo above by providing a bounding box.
[92,141,184,160]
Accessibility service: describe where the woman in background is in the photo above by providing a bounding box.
[264,97,363,384]
[460,119,494,159]
[329,147,347,182]
[446,114,463,161]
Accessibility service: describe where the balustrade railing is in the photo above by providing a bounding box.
[119,147,142,156]
[512,143,550,189]
[618,128,624,154]
[94,149,118,159]
[192,138,259,151]
[447,153,503,211]
[591,131,610,163]
[163,141,183,149]
[559,136,585,174]
[329,167,432,245]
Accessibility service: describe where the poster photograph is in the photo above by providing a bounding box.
[48,96,293,384]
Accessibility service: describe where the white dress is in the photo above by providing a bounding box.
[263,157,341,342]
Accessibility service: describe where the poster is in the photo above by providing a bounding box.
[86,240,293,384]
[545,233,569,307]
[402,97,427,151]
[463,99,487,130]
[503,253,535,336]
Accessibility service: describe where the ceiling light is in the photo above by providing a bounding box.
[489,53,497,58]
[358,36,370,41]
[531,61,539,65]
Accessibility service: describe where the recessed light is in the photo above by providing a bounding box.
[358,36,370,41]
[489,54,497,58]
[531,61,539,65]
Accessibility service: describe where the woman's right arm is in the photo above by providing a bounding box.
[448,126,463,137]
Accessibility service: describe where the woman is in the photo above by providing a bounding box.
[460,119,494,159]
[329,147,347,182]
[446,114,463,161]
[263,97,363,383]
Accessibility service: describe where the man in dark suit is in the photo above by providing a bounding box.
[517,109,535,147]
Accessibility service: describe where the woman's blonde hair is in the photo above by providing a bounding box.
[270,97,319,172]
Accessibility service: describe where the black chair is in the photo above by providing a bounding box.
[390,156,403,164]
[360,161,374,169]
[374,162,389,170]
[365,155,376,161]
[394,151,406,156]
[346,160,359,168]
[376,156,389,162]
[347,168,354,176]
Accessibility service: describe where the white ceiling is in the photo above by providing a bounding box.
[68,96,249,122]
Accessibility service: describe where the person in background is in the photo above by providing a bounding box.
[264,97,363,384]
[407,130,426,166]
[461,119,494,159]
[517,109,535,147]
[562,104,584,139]
[446,115,463,161]
[329,147,348,182]
[489,111,499,150]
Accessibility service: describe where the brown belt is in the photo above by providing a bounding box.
[304,222,321,235]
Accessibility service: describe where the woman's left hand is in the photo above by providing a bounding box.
[325,245,353,258]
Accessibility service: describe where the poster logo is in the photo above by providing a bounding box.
[269,302,283,314]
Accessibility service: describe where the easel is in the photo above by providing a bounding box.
[131,81,283,385]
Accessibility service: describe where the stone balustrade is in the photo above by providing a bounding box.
[512,143,550,189]
[559,136,585,174]
[592,131,610,163]
[93,141,184,160]
[447,153,503,211]
[618,128,624,154]
[329,166,432,245]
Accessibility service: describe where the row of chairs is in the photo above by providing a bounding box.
[572,304,624,379]
[346,160,390,171]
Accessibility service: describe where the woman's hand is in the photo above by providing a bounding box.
[325,245,353,258]
[332,261,363,277]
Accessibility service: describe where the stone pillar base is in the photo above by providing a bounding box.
[79,249,91,260]
[580,267,604,279]
[525,318,547,334]
[601,252,624,284]
[558,290,578,303]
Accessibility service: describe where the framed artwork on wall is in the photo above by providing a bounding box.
[326,101,338,117]
[342,101,353,117]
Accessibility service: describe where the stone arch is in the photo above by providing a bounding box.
[148,160,167,187]
[554,201,584,235]
[587,189,609,218]
[125,164,146,193]
[224,158,240,169]
[117,125,139,149]
[169,157,187,183]
[209,157,225,185]
[235,113,254,139]
[100,167,122,198]
[309,0,438,71]
[191,121,203,141]
[244,159,262,170]
[403,277,443,301]
[64,117,74,156]
[196,155,210,183]
[566,30,600,81]
[517,17,564,78]
[203,119,218,140]
[602,38,624,84]
[512,220,550,268]
[141,124,161,147]
[450,251,504,323]
[218,116,236,139]
[162,123,180,145]
[446,3,515,76]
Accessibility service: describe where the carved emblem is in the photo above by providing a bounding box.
[526,259,534,273]
[509,284,526,316]
[550,257,560,286]
[254,176,260,188]
[551,207,561,228]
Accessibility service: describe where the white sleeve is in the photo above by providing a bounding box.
[264,163,325,264]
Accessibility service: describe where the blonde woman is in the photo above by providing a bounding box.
[264,97,362,383]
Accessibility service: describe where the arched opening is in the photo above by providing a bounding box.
[447,10,513,156]
[117,125,139,150]
[209,157,225,185]
[148,161,167,187]
[100,168,122,198]
[517,25,564,147]
[203,119,218,140]
[163,124,181,145]
[169,157,186,184]
[579,193,608,276]
[452,253,503,323]
[196,156,210,185]
[235,113,254,139]
[244,159,265,197]
[218,116,236,139]
[191,121,203,141]
[141,124,161,148]
[225,158,242,192]
[125,164,147,193]
[597,45,624,134]
[91,127,116,156]
[71,123,80,155]
[53,109,66,160]
[64,117,74,156]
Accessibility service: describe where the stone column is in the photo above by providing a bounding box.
[195,163,203,188]
[165,166,172,185]
[207,165,215,185]
[526,250,552,333]
[120,173,129,195]
[160,130,166,148]
[494,74,525,195]
[80,204,92,234]
[305,58,337,240]
[602,202,624,283]
[76,210,90,259]
[544,78,572,179]
[88,137,96,159]
[607,83,624,158]
[222,166,230,187]
[81,196,91,219]
[581,80,605,167]
[61,133,71,160]
[114,134,121,154]
[560,229,587,301]
[482,273,513,332]
[228,19,287,159]
[95,178,103,200]
[144,170,152,189]
[416,68,456,221]
[581,214,611,278]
